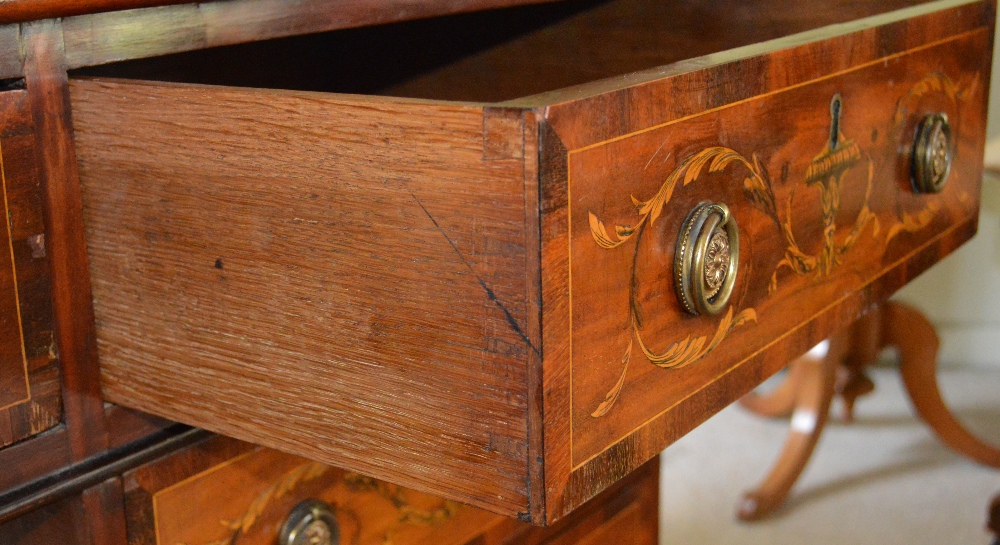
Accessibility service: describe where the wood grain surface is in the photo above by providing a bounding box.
[0,492,89,545]
[534,0,995,148]
[0,26,20,78]
[538,0,994,519]
[0,0,188,24]
[68,0,994,525]
[58,0,560,73]
[0,84,61,447]
[570,34,988,467]
[23,21,111,463]
[0,0,557,27]
[0,95,32,412]
[126,436,503,545]
[123,434,658,545]
[65,0,599,101]
[386,0,938,102]
[73,80,535,517]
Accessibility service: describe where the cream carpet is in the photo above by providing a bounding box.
[659,364,1000,544]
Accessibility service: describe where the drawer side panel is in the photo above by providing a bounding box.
[70,80,533,516]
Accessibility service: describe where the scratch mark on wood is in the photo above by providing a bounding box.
[411,192,539,357]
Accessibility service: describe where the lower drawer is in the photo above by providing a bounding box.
[122,435,659,545]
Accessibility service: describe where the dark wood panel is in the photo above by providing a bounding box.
[0,425,71,492]
[0,493,88,545]
[0,406,174,493]
[387,0,938,102]
[22,21,109,462]
[0,111,30,408]
[67,0,599,99]
[104,405,174,451]
[80,477,127,545]
[54,0,563,74]
[0,0,560,26]
[0,84,60,447]
[474,455,658,544]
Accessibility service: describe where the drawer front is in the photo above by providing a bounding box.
[0,88,59,448]
[123,435,658,545]
[124,436,505,545]
[539,8,992,515]
[567,32,988,466]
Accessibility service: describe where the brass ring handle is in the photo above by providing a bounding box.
[674,202,739,316]
[279,499,340,545]
[912,112,952,194]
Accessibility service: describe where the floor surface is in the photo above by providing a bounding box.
[660,364,1000,544]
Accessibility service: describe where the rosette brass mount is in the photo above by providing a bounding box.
[674,202,739,316]
[912,112,952,194]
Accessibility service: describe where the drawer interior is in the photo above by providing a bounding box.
[71,0,931,103]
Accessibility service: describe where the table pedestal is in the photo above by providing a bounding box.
[737,301,1000,521]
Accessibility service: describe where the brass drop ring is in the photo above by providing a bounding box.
[674,202,739,316]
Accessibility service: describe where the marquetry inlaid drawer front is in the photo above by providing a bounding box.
[123,435,659,545]
[123,436,500,545]
[0,87,59,448]
[568,31,988,468]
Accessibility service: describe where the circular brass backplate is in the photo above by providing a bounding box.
[674,202,739,316]
[912,112,952,194]
[279,499,340,545]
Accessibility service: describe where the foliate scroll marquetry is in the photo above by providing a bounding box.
[587,71,976,419]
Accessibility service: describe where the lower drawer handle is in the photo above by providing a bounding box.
[279,499,341,545]
[912,112,952,194]
[674,201,739,316]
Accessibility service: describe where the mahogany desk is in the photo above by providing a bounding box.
[0,0,995,542]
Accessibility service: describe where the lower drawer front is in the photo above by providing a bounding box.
[123,435,658,545]
[566,29,988,469]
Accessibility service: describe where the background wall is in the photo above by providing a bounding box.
[892,21,1000,368]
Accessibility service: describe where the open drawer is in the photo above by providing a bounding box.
[68,0,994,524]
